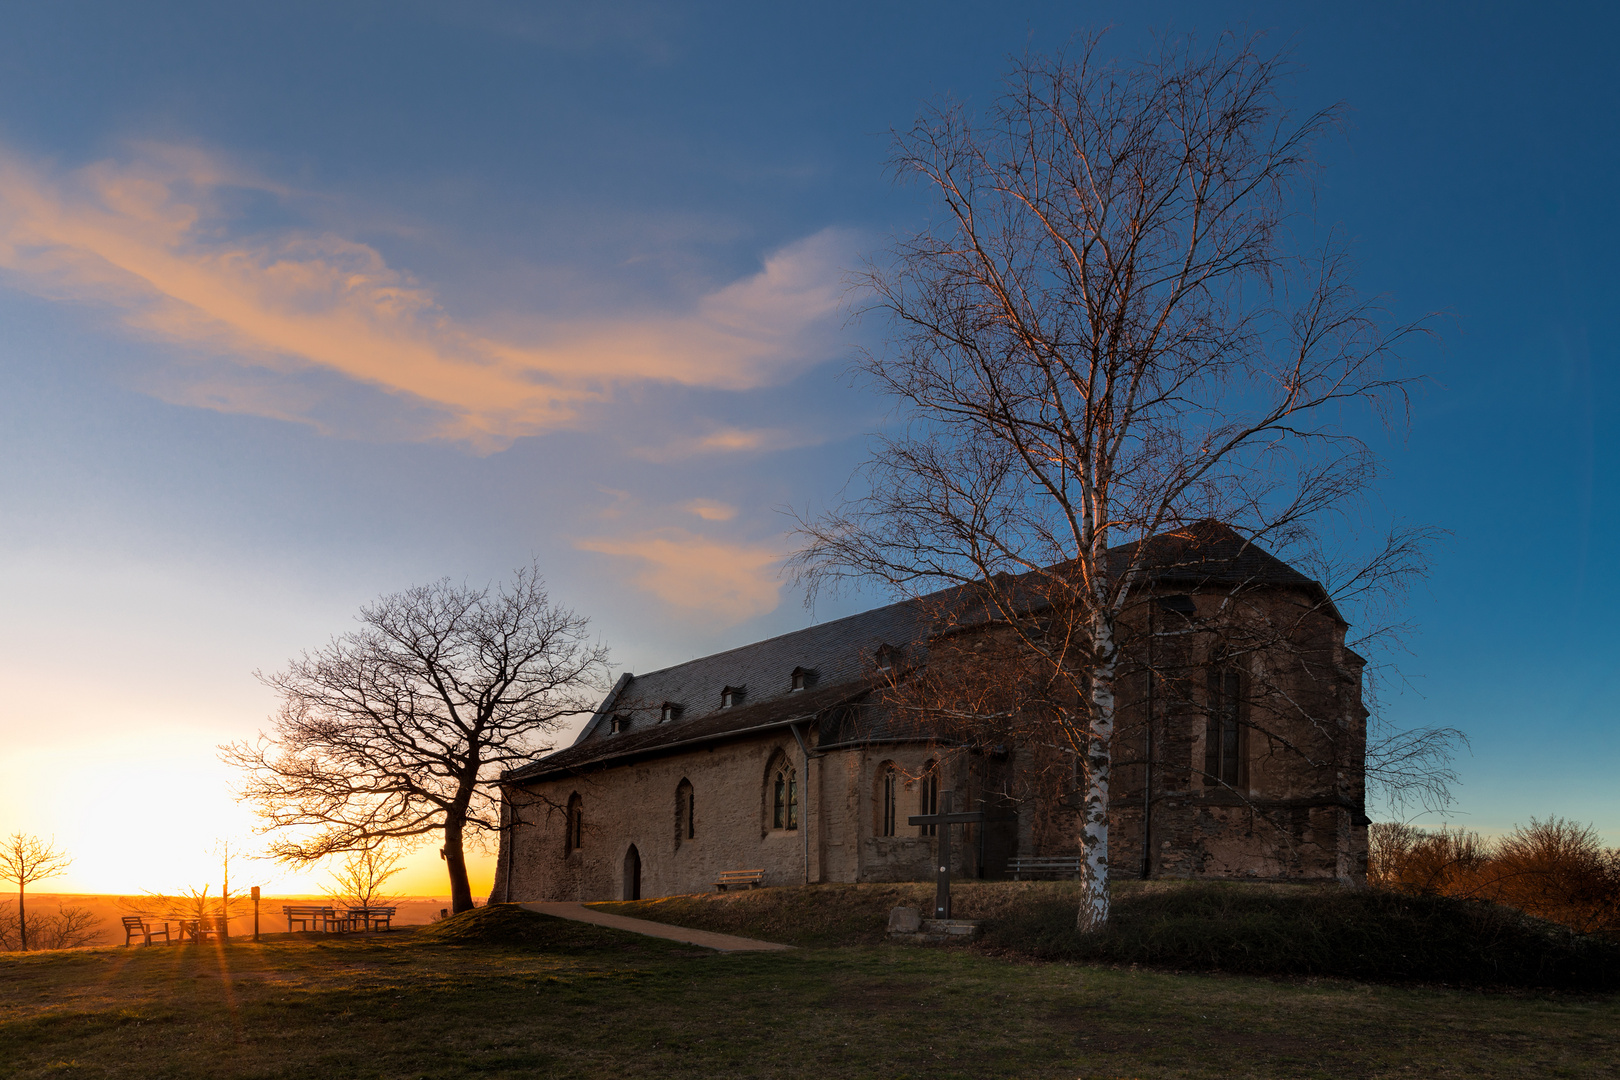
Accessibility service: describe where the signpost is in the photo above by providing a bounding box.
[908,790,984,919]
[251,886,261,943]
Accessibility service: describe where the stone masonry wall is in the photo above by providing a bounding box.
[496,731,979,902]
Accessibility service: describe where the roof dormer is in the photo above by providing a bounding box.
[609,713,630,734]
[660,701,684,723]
[875,643,901,671]
[720,685,746,709]
[790,666,816,691]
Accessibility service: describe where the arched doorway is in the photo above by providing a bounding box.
[622,844,641,900]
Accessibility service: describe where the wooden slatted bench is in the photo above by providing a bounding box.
[345,906,397,931]
[282,905,342,932]
[1008,856,1084,880]
[121,915,171,946]
[714,869,766,891]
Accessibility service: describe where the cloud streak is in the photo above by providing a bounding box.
[0,144,849,451]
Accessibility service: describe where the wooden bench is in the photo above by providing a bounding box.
[1008,856,1084,880]
[345,906,397,931]
[122,915,171,946]
[282,905,343,932]
[714,869,766,891]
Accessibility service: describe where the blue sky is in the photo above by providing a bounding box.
[0,1,1614,894]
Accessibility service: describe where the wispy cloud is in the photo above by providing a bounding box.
[683,499,737,521]
[575,528,783,623]
[628,424,834,460]
[0,144,850,451]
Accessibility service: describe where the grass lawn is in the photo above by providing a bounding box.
[2,906,1617,1079]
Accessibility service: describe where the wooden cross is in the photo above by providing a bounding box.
[909,789,984,920]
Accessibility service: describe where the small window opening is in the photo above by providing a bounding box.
[675,779,695,846]
[565,793,583,855]
[609,713,630,734]
[660,702,683,723]
[875,644,900,670]
[721,685,745,709]
[790,666,815,691]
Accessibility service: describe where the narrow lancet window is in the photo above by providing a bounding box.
[772,761,798,830]
[565,793,583,855]
[878,763,899,837]
[675,779,695,846]
[918,762,939,836]
[1205,667,1246,788]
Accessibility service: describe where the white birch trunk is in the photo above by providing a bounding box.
[1078,610,1116,931]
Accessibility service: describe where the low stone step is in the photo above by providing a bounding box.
[887,906,981,943]
[921,919,980,936]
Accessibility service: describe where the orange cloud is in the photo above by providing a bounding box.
[683,499,738,521]
[576,528,783,622]
[0,145,849,451]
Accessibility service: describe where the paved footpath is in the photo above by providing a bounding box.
[520,901,792,953]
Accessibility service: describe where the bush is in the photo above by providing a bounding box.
[0,900,104,951]
[1370,818,1620,940]
[978,881,1620,990]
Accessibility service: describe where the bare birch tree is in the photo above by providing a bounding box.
[222,564,610,913]
[794,32,1451,929]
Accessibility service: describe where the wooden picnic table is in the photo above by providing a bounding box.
[344,906,397,932]
[176,916,227,943]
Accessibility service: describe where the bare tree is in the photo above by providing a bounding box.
[794,32,1456,929]
[0,834,73,950]
[326,845,406,911]
[121,838,256,941]
[222,564,610,913]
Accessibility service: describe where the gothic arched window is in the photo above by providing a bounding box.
[918,760,939,837]
[1205,666,1248,789]
[876,762,899,837]
[771,759,798,831]
[675,778,695,846]
[565,792,583,855]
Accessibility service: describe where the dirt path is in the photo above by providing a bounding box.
[519,901,792,952]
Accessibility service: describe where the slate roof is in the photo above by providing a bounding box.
[503,520,1332,783]
[506,679,874,780]
[503,599,931,781]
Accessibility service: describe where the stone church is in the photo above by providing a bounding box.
[491,522,1371,903]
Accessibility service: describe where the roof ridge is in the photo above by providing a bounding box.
[622,591,930,684]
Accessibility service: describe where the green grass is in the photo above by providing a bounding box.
[3,903,1617,1079]
[600,879,1620,990]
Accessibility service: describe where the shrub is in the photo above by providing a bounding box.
[977,881,1620,990]
[1370,818,1620,940]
